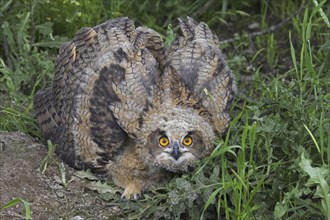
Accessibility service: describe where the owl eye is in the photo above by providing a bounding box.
[182,136,193,146]
[159,136,169,147]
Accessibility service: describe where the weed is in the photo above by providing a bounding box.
[39,140,70,187]
[40,140,57,174]
[0,198,31,220]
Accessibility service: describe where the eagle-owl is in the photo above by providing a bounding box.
[34,17,235,199]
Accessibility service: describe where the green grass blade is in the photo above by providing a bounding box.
[200,187,222,219]
[312,0,330,28]
[0,198,31,220]
[289,31,299,79]
[303,124,321,153]
[0,198,22,209]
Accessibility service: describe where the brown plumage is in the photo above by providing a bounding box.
[34,17,235,199]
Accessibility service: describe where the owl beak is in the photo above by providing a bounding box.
[171,142,181,160]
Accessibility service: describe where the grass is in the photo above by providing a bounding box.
[0,198,31,220]
[0,0,329,219]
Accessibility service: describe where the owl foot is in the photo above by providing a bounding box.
[121,184,142,200]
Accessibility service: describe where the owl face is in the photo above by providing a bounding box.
[140,108,216,173]
[144,124,208,173]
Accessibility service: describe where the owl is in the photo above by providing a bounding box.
[34,17,235,199]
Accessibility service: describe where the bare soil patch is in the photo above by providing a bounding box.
[0,131,124,219]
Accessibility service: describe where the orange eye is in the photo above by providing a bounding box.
[159,136,169,147]
[182,136,193,146]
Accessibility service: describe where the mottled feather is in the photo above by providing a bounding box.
[34,17,235,199]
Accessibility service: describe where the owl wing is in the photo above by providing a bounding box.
[34,17,164,171]
[166,17,235,135]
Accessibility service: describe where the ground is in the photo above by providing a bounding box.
[0,131,124,219]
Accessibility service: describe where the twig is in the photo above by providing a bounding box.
[219,4,306,45]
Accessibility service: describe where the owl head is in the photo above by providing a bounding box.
[140,108,216,173]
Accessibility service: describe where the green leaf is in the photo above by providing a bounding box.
[299,153,330,217]
[0,198,31,220]
[168,190,180,205]
[1,21,17,55]
[299,154,329,186]
[164,24,175,47]
[36,22,54,38]
[75,169,99,181]
[32,36,68,48]
[0,198,22,209]
[209,144,241,159]
[86,181,117,194]
[303,124,321,153]
[274,202,287,219]
[17,12,31,50]
[200,187,222,219]
[0,0,13,14]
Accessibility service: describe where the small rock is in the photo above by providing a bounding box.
[56,191,65,198]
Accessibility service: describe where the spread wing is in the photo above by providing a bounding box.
[33,17,164,171]
[165,17,235,135]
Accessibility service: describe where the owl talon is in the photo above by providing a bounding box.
[133,193,141,200]
[120,193,141,200]
[120,194,128,200]
[121,185,142,200]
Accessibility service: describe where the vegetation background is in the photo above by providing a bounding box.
[0,0,329,219]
